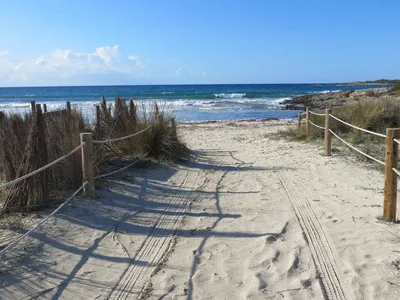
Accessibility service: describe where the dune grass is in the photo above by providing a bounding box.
[279,98,400,166]
[0,97,189,214]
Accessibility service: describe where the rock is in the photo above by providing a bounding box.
[282,87,392,109]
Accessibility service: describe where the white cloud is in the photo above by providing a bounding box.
[0,46,205,86]
[175,68,183,76]
[128,55,144,68]
[35,56,47,66]
[95,45,120,65]
[0,45,150,86]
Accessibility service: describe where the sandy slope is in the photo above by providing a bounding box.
[1,120,400,300]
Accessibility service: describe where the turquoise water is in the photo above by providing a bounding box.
[0,84,387,122]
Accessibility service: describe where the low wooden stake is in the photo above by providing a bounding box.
[66,102,71,115]
[43,104,47,113]
[31,101,36,112]
[324,108,332,156]
[95,105,101,139]
[80,133,95,198]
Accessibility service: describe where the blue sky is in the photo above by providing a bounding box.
[0,0,399,86]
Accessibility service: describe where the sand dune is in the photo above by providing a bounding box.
[1,120,400,299]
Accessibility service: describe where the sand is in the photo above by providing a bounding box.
[1,120,400,299]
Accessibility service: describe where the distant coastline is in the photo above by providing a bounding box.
[340,79,399,86]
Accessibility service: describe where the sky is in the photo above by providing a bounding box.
[0,0,399,86]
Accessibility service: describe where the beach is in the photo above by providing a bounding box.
[1,119,399,299]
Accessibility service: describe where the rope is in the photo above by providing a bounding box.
[393,138,400,145]
[92,126,152,144]
[309,111,326,117]
[0,143,85,190]
[329,114,386,138]
[0,182,88,256]
[329,129,385,166]
[94,152,150,179]
[308,120,325,130]
[392,168,400,177]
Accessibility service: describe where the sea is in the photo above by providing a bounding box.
[0,84,388,122]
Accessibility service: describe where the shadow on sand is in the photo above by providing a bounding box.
[0,149,296,299]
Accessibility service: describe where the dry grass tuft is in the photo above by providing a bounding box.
[280,99,400,165]
[0,97,188,215]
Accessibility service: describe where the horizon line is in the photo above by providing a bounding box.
[0,81,395,89]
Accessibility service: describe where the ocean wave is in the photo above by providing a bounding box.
[319,90,341,94]
[0,103,31,108]
[214,93,246,99]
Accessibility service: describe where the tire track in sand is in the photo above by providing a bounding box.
[278,170,354,300]
[107,170,199,300]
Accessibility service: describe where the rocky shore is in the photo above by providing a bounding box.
[281,87,392,110]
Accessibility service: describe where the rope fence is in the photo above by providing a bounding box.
[392,168,400,177]
[308,120,325,130]
[329,114,386,138]
[297,107,400,221]
[0,98,162,263]
[0,143,85,190]
[92,126,152,144]
[329,129,385,166]
[309,110,325,117]
[0,182,88,256]
[0,115,155,255]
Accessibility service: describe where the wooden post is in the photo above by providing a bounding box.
[95,105,101,139]
[383,128,400,221]
[324,108,332,156]
[297,112,302,130]
[31,101,36,112]
[305,107,310,137]
[43,104,47,113]
[66,102,71,115]
[80,133,95,198]
[171,117,177,139]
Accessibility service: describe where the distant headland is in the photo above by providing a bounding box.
[340,79,400,86]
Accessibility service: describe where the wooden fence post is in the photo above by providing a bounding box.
[324,108,332,156]
[66,102,71,115]
[80,133,95,198]
[31,101,36,112]
[171,117,177,139]
[297,112,302,131]
[306,107,310,137]
[43,104,47,113]
[383,128,400,221]
[95,105,101,139]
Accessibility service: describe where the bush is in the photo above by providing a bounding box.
[366,89,377,97]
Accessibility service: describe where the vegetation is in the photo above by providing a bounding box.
[0,97,188,215]
[390,81,400,96]
[364,79,400,85]
[280,98,400,165]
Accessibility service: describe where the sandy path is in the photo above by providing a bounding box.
[0,162,202,299]
[1,120,400,300]
[144,120,400,300]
